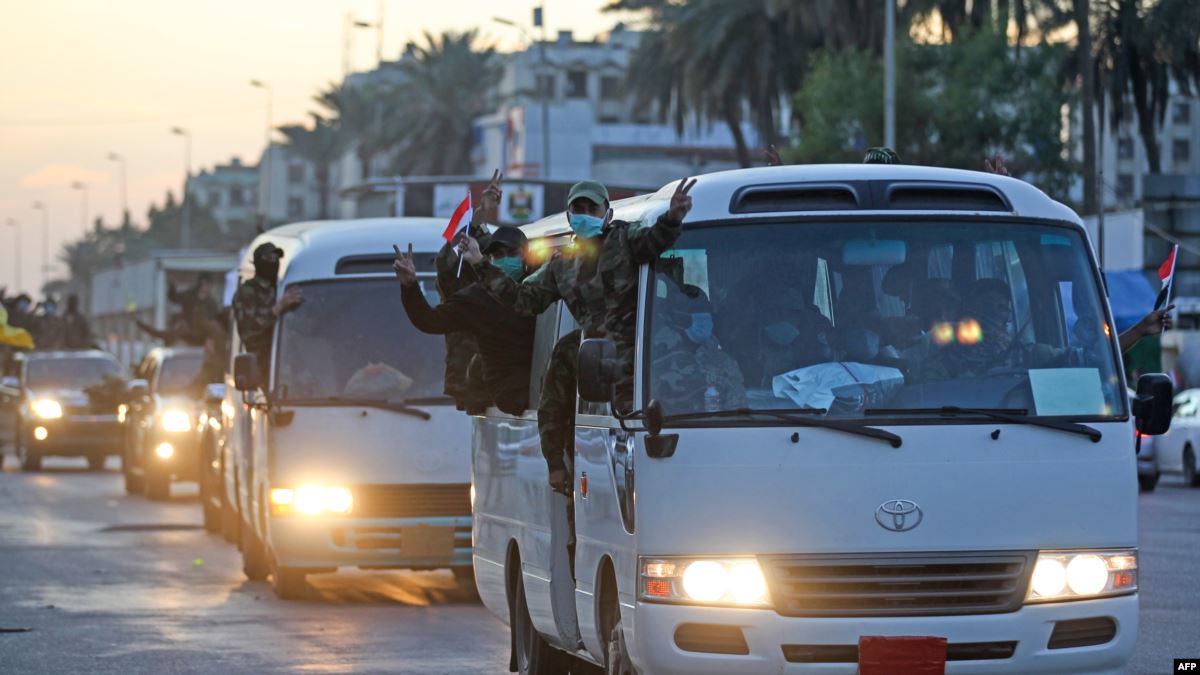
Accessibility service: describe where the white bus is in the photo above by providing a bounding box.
[472,165,1172,674]
[221,218,474,599]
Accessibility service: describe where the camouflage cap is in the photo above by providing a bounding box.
[566,180,609,208]
[863,147,901,165]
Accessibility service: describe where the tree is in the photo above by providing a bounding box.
[278,114,341,219]
[315,81,392,181]
[790,29,1075,199]
[1094,0,1200,174]
[387,30,500,176]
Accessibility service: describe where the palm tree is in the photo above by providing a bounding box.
[315,82,392,181]
[1094,0,1200,174]
[277,114,341,219]
[388,30,500,176]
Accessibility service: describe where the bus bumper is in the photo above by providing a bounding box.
[267,515,472,571]
[632,593,1136,675]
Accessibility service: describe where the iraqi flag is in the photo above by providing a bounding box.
[1155,244,1179,310]
[442,190,472,243]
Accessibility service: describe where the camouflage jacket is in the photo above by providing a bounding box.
[435,225,489,405]
[651,324,747,415]
[232,277,276,356]
[476,214,683,407]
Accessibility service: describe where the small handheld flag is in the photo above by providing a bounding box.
[1155,244,1179,311]
[442,192,472,243]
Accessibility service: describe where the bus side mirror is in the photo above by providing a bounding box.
[1133,373,1173,436]
[234,354,261,393]
[577,338,617,403]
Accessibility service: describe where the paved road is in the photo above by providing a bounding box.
[1,457,1197,674]
[0,457,510,674]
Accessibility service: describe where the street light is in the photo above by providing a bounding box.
[171,126,192,248]
[31,201,49,289]
[493,14,551,178]
[107,152,128,223]
[4,218,19,291]
[70,180,89,234]
[343,11,382,74]
[250,79,273,228]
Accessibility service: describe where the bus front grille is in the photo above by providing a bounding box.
[762,551,1033,617]
[351,484,471,519]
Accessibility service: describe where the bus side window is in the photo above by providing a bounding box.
[528,301,565,408]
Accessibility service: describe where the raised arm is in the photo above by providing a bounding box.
[460,236,563,317]
[627,177,696,263]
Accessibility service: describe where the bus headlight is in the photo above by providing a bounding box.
[270,485,353,516]
[160,409,192,433]
[31,399,63,419]
[1025,549,1137,603]
[640,557,771,608]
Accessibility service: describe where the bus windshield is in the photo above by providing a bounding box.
[646,219,1125,421]
[275,279,447,402]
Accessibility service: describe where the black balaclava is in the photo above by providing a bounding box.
[253,243,282,284]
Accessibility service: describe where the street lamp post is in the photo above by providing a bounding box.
[107,152,128,223]
[70,181,89,234]
[171,127,192,248]
[250,79,273,229]
[884,0,896,149]
[4,219,19,291]
[494,15,551,178]
[31,201,48,289]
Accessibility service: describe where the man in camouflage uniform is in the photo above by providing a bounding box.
[232,242,301,384]
[435,171,502,412]
[650,283,746,415]
[463,177,695,492]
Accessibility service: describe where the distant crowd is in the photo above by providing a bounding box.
[1,291,95,351]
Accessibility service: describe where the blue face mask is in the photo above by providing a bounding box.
[491,256,525,280]
[685,312,714,344]
[568,213,605,239]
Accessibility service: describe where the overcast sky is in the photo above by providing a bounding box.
[0,0,623,294]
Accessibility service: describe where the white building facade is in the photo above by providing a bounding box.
[187,157,259,233]
[472,26,760,187]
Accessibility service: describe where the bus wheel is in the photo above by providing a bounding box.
[240,521,269,581]
[602,575,633,675]
[513,574,567,675]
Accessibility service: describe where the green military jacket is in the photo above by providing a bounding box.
[476,213,683,408]
[232,276,276,357]
[651,323,747,415]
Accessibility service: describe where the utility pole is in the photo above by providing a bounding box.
[108,152,128,223]
[171,127,192,248]
[70,181,88,234]
[32,201,48,290]
[5,219,19,291]
[250,80,273,229]
[884,0,896,149]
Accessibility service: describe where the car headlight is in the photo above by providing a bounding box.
[640,557,771,608]
[159,409,192,433]
[117,403,128,423]
[269,485,353,516]
[31,399,63,419]
[1025,549,1137,603]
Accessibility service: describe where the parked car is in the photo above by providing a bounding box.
[121,346,205,499]
[1,350,125,471]
[1156,388,1200,487]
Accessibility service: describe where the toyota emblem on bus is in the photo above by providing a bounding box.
[876,499,923,532]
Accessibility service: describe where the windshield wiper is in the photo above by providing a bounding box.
[865,406,1101,443]
[281,396,432,420]
[662,407,902,448]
